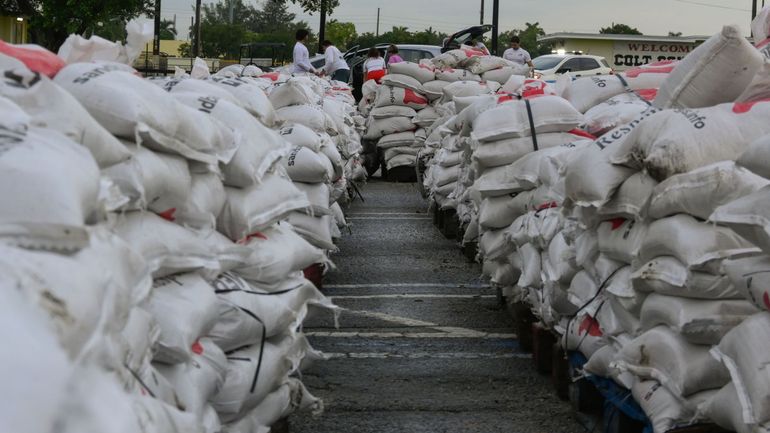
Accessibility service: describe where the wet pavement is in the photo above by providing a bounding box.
[292,180,585,433]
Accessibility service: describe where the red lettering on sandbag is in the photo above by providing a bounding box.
[609,217,626,230]
[191,340,204,355]
[0,41,65,78]
[238,231,269,244]
[403,88,427,105]
[259,72,280,81]
[763,292,770,310]
[567,128,597,140]
[624,65,676,78]
[733,99,770,114]
[636,88,658,101]
[157,208,177,221]
[497,94,515,103]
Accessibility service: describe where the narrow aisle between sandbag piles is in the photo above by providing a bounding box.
[292,181,584,433]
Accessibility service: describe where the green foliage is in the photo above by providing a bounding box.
[600,23,643,35]
[0,0,153,49]
[289,0,339,14]
[178,41,191,57]
[349,26,448,51]
[159,19,176,40]
[251,0,296,33]
[325,20,357,49]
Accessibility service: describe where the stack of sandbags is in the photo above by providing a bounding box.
[0,35,362,433]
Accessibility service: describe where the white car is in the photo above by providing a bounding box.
[532,54,613,81]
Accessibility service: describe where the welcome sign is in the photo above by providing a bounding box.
[612,40,696,68]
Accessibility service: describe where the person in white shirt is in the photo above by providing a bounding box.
[503,36,534,68]
[363,47,386,83]
[321,40,350,83]
[292,29,317,75]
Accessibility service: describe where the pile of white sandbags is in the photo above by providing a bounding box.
[0,31,364,433]
[419,20,770,433]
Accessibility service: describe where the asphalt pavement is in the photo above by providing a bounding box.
[292,180,585,433]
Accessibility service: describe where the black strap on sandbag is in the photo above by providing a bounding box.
[524,98,539,151]
[616,73,651,106]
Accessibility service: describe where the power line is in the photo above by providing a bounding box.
[671,0,751,11]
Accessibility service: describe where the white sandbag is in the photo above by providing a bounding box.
[482,65,529,84]
[160,77,240,104]
[431,48,479,69]
[564,107,659,207]
[114,211,220,278]
[287,212,335,250]
[612,326,730,397]
[640,293,758,345]
[441,80,494,102]
[0,285,72,433]
[370,105,417,119]
[434,68,481,82]
[640,214,759,273]
[0,66,130,167]
[737,134,770,179]
[235,222,325,283]
[582,91,654,136]
[386,153,416,170]
[597,171,658,220]
[54,63,219,164]
[223,378,319,433]
[279,123,321,152]
[565,66,673,113]
[583,335,635,388]
[282,146,331,183]
[516,242,542,289]
[381,73,423,93]
[218,172,309,241]
[211,335,309,423]
[102,144,191,214]
[473,131,587,169]
[422,80,451,101]
[384,146,419,161]
[561,306,606,359]
[174,93,286,187]
[209,273,330,351]
[654,25,763,109]
[363,116,415,140]
[276,104,335,134]
[623,100,770,181]
[543,231,579,284]
[176,172,226,231]
[0,126,100,250]
[633,256,741,300]
[388,61,435,83]
[431,165,460,187]
[649,161,769,220]
[378,131,416,149]
[146,273,218,364]
[724,255,770,311]
[294,182,331,216]
[268,78,321,109]
[699,383,770,433]
[373,85,429,109]
[155,338,228,414]
[206,75,276,126]
[478,228,514,262]
[711,312,770,425]
[471,96,584,142]
[633,380,712,433]
[711,185,770,254]
[202,230,253,273]
[597,218,648,264]
[464,55,510,75]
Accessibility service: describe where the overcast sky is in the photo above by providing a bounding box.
[160,0,753,39]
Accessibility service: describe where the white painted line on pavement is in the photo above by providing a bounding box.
[330,294,496,300]
[306,331,517,339]
[324,352,532,360]
[347,216,431,220]
[347,212,428,216]
[346,309,438,328]
[324,283,491,289]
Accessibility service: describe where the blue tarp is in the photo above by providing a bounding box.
[568,352,654,433]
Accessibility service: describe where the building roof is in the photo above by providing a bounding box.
[538,32,710,44]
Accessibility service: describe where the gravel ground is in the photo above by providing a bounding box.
[291,180,586,433]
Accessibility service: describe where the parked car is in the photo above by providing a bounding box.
[532,54,613,81]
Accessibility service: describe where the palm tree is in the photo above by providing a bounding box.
[159,19,177,40]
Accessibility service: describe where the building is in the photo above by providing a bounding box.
[0,15,28,44]
[537,33,709,70]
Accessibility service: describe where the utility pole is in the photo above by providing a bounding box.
[491,0,499,55]
[193,0,202,57]
[318,0,327,54]
[376,8,380,37]
[153,0,161,55]
[480,0,484,25]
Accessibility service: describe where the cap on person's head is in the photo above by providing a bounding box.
[510,36,520,44]
[322,40,333,48]
[296,29,310,41]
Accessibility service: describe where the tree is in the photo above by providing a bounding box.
[600,23,643,35]
[0,0,153,49]
[159,19,176,40]
[289,0,339,14]
[499,22,551,57]
[325,20,357,48]
[250,0,296,33]
[668,31,683,37]
[202,0,257,26]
